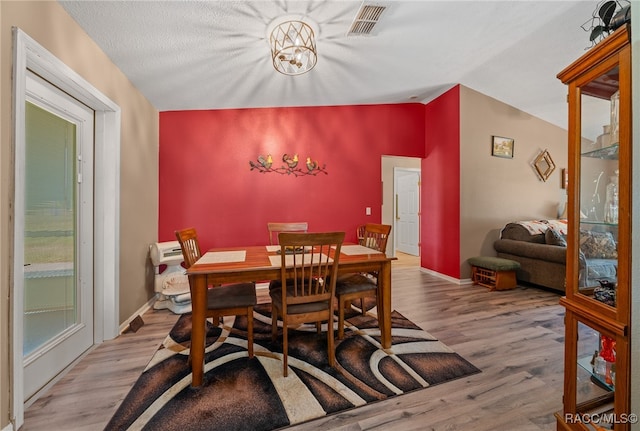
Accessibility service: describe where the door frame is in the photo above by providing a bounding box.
[11,28,121,427]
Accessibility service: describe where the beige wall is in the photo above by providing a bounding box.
[0,2,158,427]
[459,85,568,278]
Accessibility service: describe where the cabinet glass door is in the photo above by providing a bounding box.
[576,63,620,311]
[570,319,617,428]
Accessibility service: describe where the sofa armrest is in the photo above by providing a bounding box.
[494,239,566,264]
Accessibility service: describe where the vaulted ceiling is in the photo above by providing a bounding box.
[59,1,604,131]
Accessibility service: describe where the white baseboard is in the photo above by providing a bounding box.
[118,295,156,334]
[419,267,472,285]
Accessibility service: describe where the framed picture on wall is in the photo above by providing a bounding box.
[491,136,514,158]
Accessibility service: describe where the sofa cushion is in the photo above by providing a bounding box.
[500,223,545,243]
[494,239,566,264]
[545,227,567,247]
[580,230,618,259]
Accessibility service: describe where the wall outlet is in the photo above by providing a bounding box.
[366,207,371,215]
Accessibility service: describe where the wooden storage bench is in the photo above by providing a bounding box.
[468,256,520,291]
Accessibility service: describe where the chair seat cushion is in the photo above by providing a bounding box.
[269,287,331,314]
[468,256,521,271]
[207,283,256,310]
[268,279,291,290]
[269,278,310,291]
[335,273,377,295]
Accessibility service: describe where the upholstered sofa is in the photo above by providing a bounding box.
[493,220,617,293]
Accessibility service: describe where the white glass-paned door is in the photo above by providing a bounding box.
[22,71,94,402]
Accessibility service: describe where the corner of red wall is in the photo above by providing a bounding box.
[421,86,461,278]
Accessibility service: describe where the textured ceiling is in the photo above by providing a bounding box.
[59,0,603,131]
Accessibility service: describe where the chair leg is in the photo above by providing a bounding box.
[327,318,335,367]
[271,308,278,341]
[210,312,222,327]
[247,307,254,359]
[282,323,288,377]
[338,297,346,340]
[359,298,365,315]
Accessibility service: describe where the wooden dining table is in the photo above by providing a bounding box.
[185,243,396,387]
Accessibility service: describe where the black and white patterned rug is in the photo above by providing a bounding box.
[105,304,480,431]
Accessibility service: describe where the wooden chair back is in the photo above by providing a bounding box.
[267,222,308,245]
[277,231,345,308]
[356,225,365,245]
[174,226,257,359]
[361,223,391,253]
[174,227,201,268]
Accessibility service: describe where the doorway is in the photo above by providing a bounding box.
[21,71,95,403]
[381,156,421,259]
[394,168,420,256]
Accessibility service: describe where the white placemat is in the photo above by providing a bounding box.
[339,245,383,255]
[268,253,333,267]
[197,250,246,264]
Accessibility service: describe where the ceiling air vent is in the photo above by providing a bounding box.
[347,3,387,36]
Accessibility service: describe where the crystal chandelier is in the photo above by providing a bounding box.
[269,19,317,76]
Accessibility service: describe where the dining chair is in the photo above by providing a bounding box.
[267,222,308,245]
[335,223,391,340]
[356,224,365,245]
[174,227,257,358]
[270,231,345,377]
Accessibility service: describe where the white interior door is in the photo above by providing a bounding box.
[395,168,420,256]
[19,71,94,403]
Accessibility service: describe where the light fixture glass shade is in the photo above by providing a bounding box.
[270,20,317,76]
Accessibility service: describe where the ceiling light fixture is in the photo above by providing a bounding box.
[268,18,317,76]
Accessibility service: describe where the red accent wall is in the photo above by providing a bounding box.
[421,86,461,278]
[159,104,425,251]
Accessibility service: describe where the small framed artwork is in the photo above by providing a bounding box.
[492,136,514,158]
[533,149,556,182]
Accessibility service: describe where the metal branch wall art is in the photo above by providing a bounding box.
[249,154,328,176]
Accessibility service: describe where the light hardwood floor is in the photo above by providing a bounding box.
[23,253,564,430]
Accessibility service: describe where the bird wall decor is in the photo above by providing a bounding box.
[249,153,327,176]
[282,154,298,169]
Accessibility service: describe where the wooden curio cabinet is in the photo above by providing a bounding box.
[556,25,632,430]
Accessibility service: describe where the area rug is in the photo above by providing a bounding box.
[105,304,480,431]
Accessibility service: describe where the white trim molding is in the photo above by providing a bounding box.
[119,297,156,335]
[419,267,467,285]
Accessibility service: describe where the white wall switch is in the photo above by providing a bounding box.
[366,207,371,215]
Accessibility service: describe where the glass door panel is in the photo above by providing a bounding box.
[572,320,616,428]
[577,65,619,310]
[23,101,77,356]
